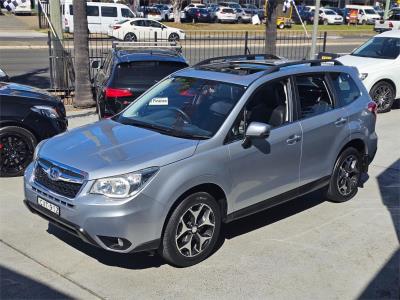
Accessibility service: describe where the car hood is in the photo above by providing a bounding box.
[39,120,199,179]
[0,82,59,103]
[337,55,394,73]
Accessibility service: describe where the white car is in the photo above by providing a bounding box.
[109,18,185,42]
[184,3,206,11]
[215,7,237,23]
[337,30,400,113]
[375,11,400,32]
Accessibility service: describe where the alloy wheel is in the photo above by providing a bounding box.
[372,84,393,112]
[175,203,215,257]
[0,134,33,175]
[336,155,360,196]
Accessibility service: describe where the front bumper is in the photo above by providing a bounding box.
[23,163,165,253]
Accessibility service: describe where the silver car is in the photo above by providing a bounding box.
[24,56,378,267]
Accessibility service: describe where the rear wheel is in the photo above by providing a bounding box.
[159,192,221,267]
[168,32,180,41]
[278,22,285,29]
[370,81,395,113]
[326,147,361,203]
[323,19,329,25]
[0,126,36,177]
[124,32,137,42]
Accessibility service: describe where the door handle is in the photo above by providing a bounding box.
[334,117,347,126]
[286,135,301,145]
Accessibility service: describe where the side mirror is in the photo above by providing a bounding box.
[91,60,100,69]
[242,122,271,149]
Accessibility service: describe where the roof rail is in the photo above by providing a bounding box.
[262,59,343,75]
[194,54,282,67]
[112,41,182,53]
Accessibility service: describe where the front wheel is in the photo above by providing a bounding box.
[323,19,329,25]
[370,81,395,113]
[124,32,137,42]
[326,147,362,203]
[159,192,221,267]
[0,126,37,177]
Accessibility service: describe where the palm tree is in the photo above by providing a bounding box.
[73,0,95,108]
[265,0,282,55]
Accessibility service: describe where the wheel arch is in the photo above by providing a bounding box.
[0,120,39,142]
[370,78,397,98]
[161,183,228,238]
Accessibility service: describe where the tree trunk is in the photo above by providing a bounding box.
[73,0,95,108]
[265,0,279,55]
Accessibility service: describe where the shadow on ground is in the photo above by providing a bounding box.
[358,159,400,299]
[0,265,71,299]
[10,68,50,89]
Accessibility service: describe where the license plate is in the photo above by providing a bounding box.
[37,197,60,216]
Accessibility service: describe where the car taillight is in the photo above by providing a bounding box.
[197,12,201,16]
[368,101,377,117]
[113,25,121,30]
[105,88,133,99]
[389,22,393,28]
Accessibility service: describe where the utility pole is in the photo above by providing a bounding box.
[309,0,321,59]
[384,0,391,19]
[49,0,63,41]
[49,0,65,90]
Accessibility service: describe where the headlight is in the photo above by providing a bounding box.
[359,73,368,80]
[31,105,60,119]
[90,167,159,199]
[33,139,47,161]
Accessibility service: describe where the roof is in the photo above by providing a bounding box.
[173,58,348,87]
[114,49,187,64]
[377,30,400,38]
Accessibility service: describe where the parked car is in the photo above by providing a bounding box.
[152,4,170,21]
[337,30,400,113]
[375,12,400,32]
[235,8,252,23]
[145,7,163,21]
[215,7,237,23]
[24,55,377,267]
[345,5,381,25]
[308,8,343,25]
[109,18,185,41]
[0,82,67,177]
[0,67,9,81]
[14,1,32,15]
[184,8,213,23]
[292,8,318,25]
[184,3,206,11]
[91,43,188,118]
[61,0,136,34]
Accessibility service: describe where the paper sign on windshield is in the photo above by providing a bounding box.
[149,97,169,106]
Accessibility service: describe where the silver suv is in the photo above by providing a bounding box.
[24,56,378,267]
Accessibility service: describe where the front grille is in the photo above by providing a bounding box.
[34,164,83,198]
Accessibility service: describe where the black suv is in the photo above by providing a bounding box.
[92,43,189,118]
[0,82,68,177]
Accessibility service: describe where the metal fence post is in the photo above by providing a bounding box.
[322,31,327,53]
[48,31,54,89]
[244,31,249,55]
[154,31,157,43]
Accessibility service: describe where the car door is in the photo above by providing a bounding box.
[294,73,350,187]
[100,6,119,34]
[86,4,101,33]
[226,77,302,212]
[147,20,165,39]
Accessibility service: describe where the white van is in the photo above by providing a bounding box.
[346,5,381,24]
[61,0,136,34]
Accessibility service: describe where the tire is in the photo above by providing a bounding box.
[323,19,329,25]
[278,23,285,29]
[159,192,221,267]
[168,33,180,42]
[124,32,137,42]
[361,20,366,25]
[0,126,37,177]
[370,81,395,113]
[238,17,242,23]
[303,20,308,25]
[326,147,362,203]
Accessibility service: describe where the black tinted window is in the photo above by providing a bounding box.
[114,61,187,85]
[295,74,334,118]
[101,6,117,17]
[87,5,99,16]
[330,73,360,106]
[121,8,134,18]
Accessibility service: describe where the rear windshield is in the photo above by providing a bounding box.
[222,8,234,13]
[114,61,188,85]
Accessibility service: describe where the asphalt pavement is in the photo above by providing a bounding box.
[0,107,399,299]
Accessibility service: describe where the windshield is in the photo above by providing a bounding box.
[117,77,245,139]
[364,9,376,14]
[352,37,400,59]
[324,10,336,15]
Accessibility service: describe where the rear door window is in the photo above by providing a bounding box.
[329,73,361,107]
[87,5,100,16]
[295,74,334,119]
[121,8,134,18]
[101,6,117,17]
[114,61,188,86]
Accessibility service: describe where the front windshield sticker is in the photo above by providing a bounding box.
[149,97,169,106]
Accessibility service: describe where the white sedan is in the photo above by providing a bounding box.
[337,30,400,113]
[109,18,185,42]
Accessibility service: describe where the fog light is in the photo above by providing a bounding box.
[98,235,132,250]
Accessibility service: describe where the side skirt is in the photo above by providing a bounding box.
[225,176,331,223]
